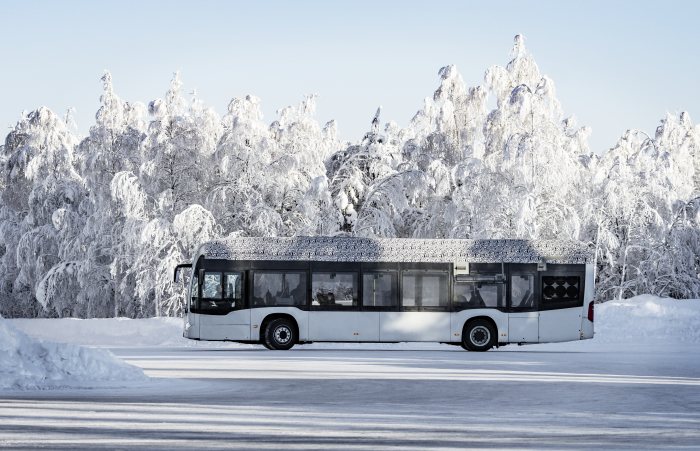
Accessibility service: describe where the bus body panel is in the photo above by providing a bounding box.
[308,312,379,342]
[450,310,509,343]
[250,307,309,341]
[184,311,200,340]
[380,312,451,342]
[581,263,595,339]
[537,308,582,343]
[508,312,539,342]
[198,309,251,341]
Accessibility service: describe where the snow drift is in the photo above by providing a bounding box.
[594,295,700,344]
[10,316,190,347]
[0,317,146,390]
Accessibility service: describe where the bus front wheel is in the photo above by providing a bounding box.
[263,318,297,350]
[462,319,496,352]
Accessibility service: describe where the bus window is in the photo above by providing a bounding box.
[312,272,358,308]
[454,282,503,309]
[253,272,307,307]
[402,272,448,309]
[510,274,535,310]
[224,272,243,308]
[202,272,222,299]
[362,272,397,308]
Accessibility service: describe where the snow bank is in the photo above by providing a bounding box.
[0,317,146,391]
[594,294,700,344]
[8,295,700,350]
[10,316,191,347]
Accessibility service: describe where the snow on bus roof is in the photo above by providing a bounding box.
[199,237,592,264]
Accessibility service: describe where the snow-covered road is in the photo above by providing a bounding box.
[2,342,700,449]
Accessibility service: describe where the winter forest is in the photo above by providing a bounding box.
[1,35,698,319]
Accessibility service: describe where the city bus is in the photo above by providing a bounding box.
[174,237,594,351]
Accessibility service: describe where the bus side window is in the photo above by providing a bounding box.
[402,271,449,309]
[253,272,307,307]
[362,272,397,308]
[510,274,535,310]
[224,273,243,308]
[311,272,358,308]
[454,282,502,309]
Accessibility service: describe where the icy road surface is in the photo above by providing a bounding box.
[2,342,700,449]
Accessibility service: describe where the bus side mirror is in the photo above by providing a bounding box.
[199,269,206,286]
[174,263,192,282]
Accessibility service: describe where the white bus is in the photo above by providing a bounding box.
[174,237,594,351]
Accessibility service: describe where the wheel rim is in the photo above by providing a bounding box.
[274,325,292,344]
[470,326,490,346]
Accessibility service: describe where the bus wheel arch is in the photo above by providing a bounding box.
[462,316,498,352]
[260,314,299,350]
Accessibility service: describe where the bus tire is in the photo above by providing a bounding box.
[263,318,296,350]
[462,319,496,352]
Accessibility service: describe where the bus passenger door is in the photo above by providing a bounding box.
[307,271,378,342]
[198,271,251,341]
[380,270,451,342]
[508,272,539,343]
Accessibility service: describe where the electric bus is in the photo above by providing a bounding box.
[174,237,594,351]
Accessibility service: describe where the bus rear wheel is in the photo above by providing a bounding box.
[263,318,296,350]
[462,319,496,352]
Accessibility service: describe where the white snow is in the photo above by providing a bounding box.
[593,294,700,344]
[3,295,700,449]
[0,317,146,391]
[9,316,192,348]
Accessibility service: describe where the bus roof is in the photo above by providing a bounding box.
[196,237,592,264]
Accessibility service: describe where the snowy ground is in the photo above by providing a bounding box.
[2,296,700,449]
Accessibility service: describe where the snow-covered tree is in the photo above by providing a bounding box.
[73,72,148,318]
[1,108,83,317]
[2,37,700,319]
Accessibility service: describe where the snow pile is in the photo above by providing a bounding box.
[595,295,700,344]
[0,317,146,390]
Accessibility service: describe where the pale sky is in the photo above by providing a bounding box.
[1,0,698,154]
